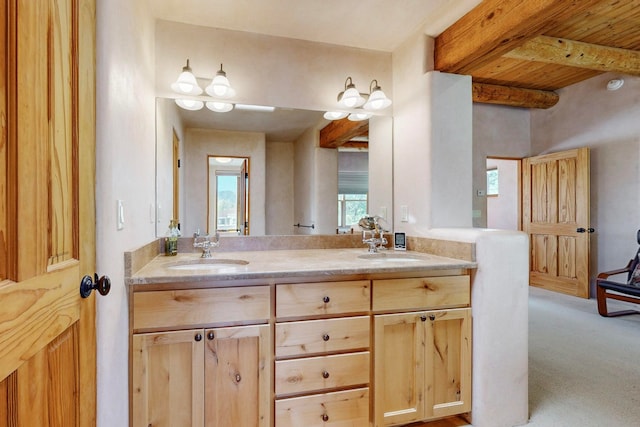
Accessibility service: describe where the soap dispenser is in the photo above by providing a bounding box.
[164,219,180,256]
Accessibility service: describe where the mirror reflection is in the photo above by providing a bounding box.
[208,156,249,235]
[155,98,393,237]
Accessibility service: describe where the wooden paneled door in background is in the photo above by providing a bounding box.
[0,0,97,426]
[523,148,591,298]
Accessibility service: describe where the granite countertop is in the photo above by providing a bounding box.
[127,247,476,285]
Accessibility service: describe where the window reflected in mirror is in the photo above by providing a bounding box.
[208,156,249,235]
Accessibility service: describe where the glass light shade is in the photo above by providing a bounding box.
[348,112,372,121]
[338,86,365,108]
[175,98,204,110]
[323,111,349,120]
[205,101,234,112]
[206,72,236,99]
[363,88,392,110]
[171,62,203,95]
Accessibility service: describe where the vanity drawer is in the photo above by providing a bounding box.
[133,286,270,330]
[372,275,470,312]
[275,387,369,427]
[275,316,370,358]
[275,351,370,396]
[276,280,370,318]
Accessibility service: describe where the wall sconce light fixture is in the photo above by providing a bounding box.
[171,60,235,112]
[324,76,392,121]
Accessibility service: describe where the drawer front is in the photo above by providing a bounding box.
[276,280,370,318]
[275,352,370,396]
[133,286,270,330]
[275,316,370,358]
[275,387,369,427]
[372,275,470,312]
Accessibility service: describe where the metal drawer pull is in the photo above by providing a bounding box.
[322,370,330,379]
[322,333,330,341]
[323,295,330,303]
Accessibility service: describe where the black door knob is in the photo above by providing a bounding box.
[79,274,111,298]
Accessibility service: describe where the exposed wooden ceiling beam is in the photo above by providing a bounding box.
[434,0,604,75]
[504,35,640,75]
[319,118,369,149]
[472,83,559,109]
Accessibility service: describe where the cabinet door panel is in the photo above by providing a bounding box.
[132,330,205,427]
[425,308,472,419]
[205,324,271,427]
[374,313,425,426]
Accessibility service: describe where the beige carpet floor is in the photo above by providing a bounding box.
[527,287,640,426]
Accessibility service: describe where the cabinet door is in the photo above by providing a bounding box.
[374,313,425,427]
[205,324,271,427]
[132,330,205,427]
[424,308,472,419]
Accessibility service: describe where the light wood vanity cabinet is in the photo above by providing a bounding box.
[130,271,472,427]
[372,276,472,427]
[274,280,371,426]
[131,286,271,427]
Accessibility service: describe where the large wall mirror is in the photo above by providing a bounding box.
[155,97,393,237]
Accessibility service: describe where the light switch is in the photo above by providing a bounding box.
[116,200,125,230]
[379,206,387,221]
[401,205,409,222]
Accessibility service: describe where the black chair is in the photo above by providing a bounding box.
[596,230,640,317]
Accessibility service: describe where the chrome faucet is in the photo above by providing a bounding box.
[359,216,388,253]
[193,229,220,258]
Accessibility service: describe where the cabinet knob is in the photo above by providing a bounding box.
[321,414,329,422]
[235,373,242,383]
[194,333,203,342]
[207,331,215,340]
[420,315,427,322]
[322,370,330,379]
[429,314,436,321]
[323,295,330,303]
[322,333,330,342]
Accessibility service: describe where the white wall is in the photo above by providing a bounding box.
[530,72,640,294]
[155,97,185,232]
[392,30,473,235]
[486,158,519,230]
[96,1,156,426]
[266,141,295,235]
[155,20,393,114]
[368,116,394,225]
[293,124,338,234]
[472,104,530,227]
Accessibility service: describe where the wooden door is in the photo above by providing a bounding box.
[172,129,180,224]
[0,0,96,425]
[205,324,271,427]
[373,313,425,427]
[239,158,248,235]
[523,148,591,298]
[132,330,205,427]
[424,309,472,420]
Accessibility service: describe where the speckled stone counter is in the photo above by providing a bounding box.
[127,247,476,287]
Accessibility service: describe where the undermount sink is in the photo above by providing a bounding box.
[166,259,249,271]
[357,253,423,262]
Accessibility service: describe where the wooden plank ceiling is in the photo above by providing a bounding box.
[435,0,640,109]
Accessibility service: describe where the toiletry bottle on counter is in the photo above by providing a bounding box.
[165,219,180,256]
